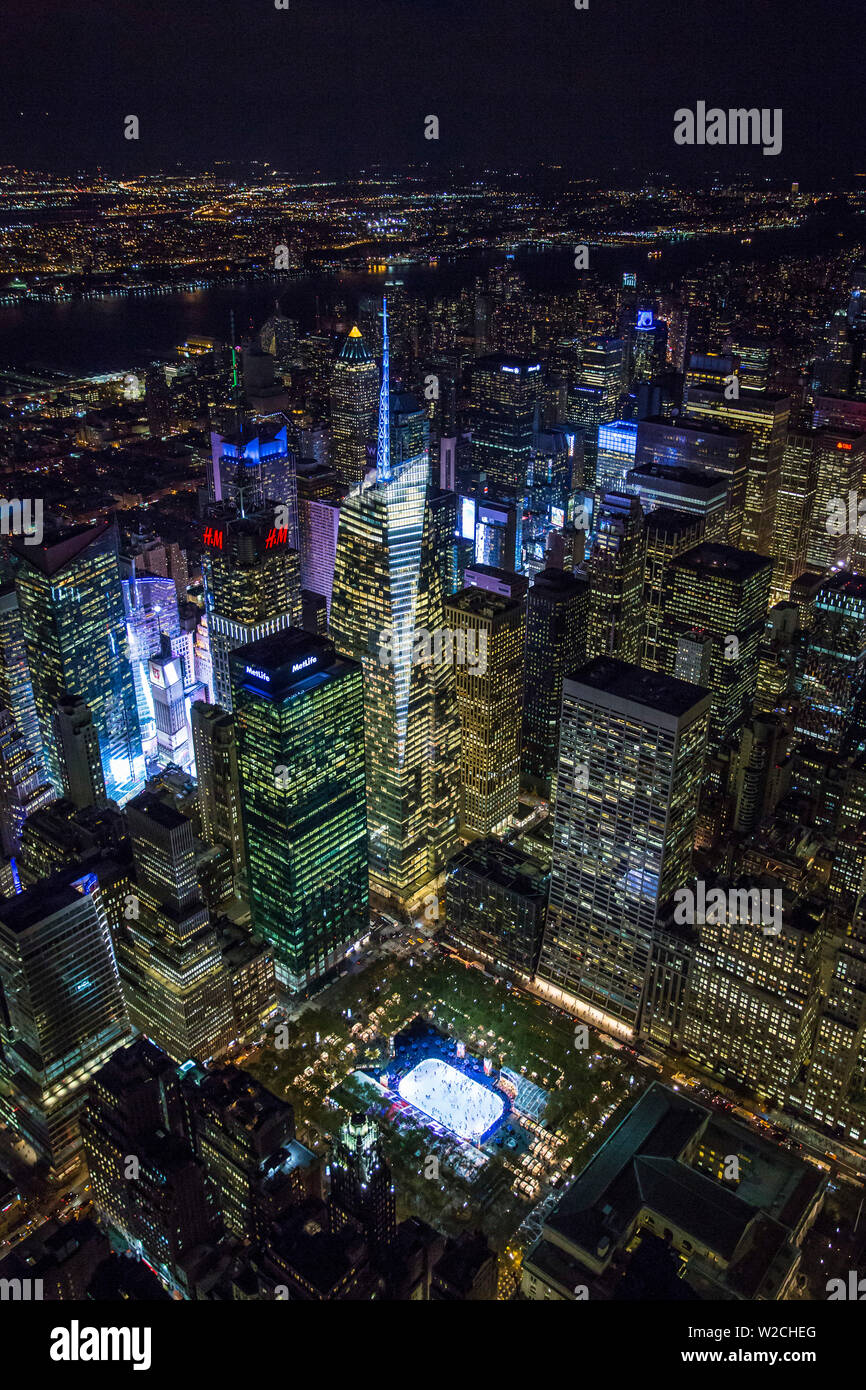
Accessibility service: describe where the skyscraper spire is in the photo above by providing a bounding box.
[376,297,392,484]
[229,309,244,436]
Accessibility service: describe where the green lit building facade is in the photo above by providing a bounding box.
[231,630,368,992]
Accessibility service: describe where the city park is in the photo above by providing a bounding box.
[244,949,644,1249]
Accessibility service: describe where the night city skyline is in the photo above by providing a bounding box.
[1,0,865,1368]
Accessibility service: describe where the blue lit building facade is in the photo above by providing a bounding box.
[13,521,144,804]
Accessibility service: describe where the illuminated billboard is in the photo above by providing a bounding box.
[458,495,476,541]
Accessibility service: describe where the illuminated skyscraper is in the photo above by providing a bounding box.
[566,338,625,485]
[122,572,180,754]
[521,567,589,795]
[537,660,710,1031]
[625,464,729,540]
[0,584,43,767]
[641,509,706,673]
[529,425,574,523]
[799,910,866,1142]
[595,420,638,496]
[0,708,54,855]
[428,489,460,600]
[330,325,379,489]
[444,586,525,837]
[149,635,193,772]
[473,496,522,573]
[51,694,107,811]
[470,353,543,493]
[771,430,819,604]
[208,424,299,538]
[659,542,772,754]
[191,701,245,885]
[390,390,429,470]
[13,520,144,804]
[634,415,750,545]
[298,489,341,620]
[804,428,866,574]
[118,792,233,1062]
[681,883,823,1104]
[568,338,625,432]
[330,302,460,902]
[682,383,789,556]
[586,492,645,663]
[329,1112,395,1257]
[230,630,368,991]
[628,308,667,382]
[795,571,866,759]
[0,866,131,1169]
[125,531,190,607]
[728,339,770,394]
[202,513,302,712]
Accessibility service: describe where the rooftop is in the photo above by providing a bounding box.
[672,542,774,581]
[628,462,730,492]
[446,586,524,620]
[449,837,549,900]
[565,657,710,720]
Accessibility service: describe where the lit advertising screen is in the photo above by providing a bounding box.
[458,495,476,540]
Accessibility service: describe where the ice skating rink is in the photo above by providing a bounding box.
[398,1057,505,1141]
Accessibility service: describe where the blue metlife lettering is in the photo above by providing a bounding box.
[245,666,270,682]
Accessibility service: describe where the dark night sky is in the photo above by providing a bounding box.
[2,0,865,179]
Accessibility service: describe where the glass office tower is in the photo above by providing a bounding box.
[231,629,368,991]
[537,659,710,1031]
[659,542,773,754]
[470,353,543,493]
[444,586,525,837]
[202,513,302,712]
[330,300,460,903]
[586,492,646,664]
[330,325,380,489]
[521,567,589,796]
[13,520,144,804]
[595,420,638,496]
[0,867,131,1169]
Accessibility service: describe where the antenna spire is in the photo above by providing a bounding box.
[376,297,391,483]
[229,309,243,435]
